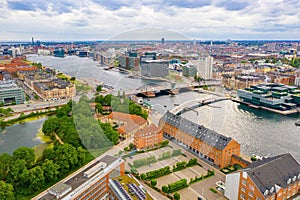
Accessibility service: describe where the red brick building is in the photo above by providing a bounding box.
[134,124,163,150]
[225,154,300,200]
[159,111,241,168]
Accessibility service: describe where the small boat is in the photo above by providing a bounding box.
[255,116,263,119]
[295,121,300,126]
[104,66,114,70]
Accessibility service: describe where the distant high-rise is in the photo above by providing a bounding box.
[190,55,213,80]
[32,37,34,47]
[161,37,165,44]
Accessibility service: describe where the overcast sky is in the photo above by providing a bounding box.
[0,0,299,41]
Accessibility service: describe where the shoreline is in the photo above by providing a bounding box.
[231,98,300,115]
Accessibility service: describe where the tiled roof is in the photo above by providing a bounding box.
[160,111,232,150]
[245,154,300,196]
[108,112,147,135]
[107,112,146,124]
[134,124,161,137]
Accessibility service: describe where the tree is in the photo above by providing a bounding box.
[7,159,29,187]
[174,192,180,200]
[150,179,157,187]
[96,85,102,92]
[53,144,78,174]
[13,147,35,168]
[42,116,60,135]
[140,174,147,180]
[162,185,169,193]
[129,143,135,150]
[28,166,45,191]
[41,159,60,182]
[0,153,13,180]
[0,181,14,200]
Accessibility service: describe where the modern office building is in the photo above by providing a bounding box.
[134,124,163,150]
[109,174,154,200]
[0,80,25,105]
[159,111,241,168]
[118,56,139,70]
[140,60,169,78]
[53,49,65,58]
[34,155,125,200]
[237,83,300,110]
[190,55,213,80]
[225,153,300,200]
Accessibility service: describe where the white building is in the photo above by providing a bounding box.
[295,77,300,87]
[190,55,213,80]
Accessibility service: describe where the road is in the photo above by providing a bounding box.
[7,99,70,113]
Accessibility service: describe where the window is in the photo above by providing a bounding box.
[249,184,254,191]
[256,198,261,200]
[241,187,246,193]
[240,194,245,200]
[242,180,247,186]
[249,191,254,197]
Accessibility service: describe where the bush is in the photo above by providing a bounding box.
[162,185,169,193]
[174,192,180,200]
[171,149,181,157]
[145,166,171,180]
[160,140,169,147]
[209,187,218,193]
[187,158,197,167]
[150,179,157,187]
[158,151,171,161]
[132,156,157,168]
[140,174,147,180]
[168,178,188,193]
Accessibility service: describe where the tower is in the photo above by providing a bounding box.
[32,37,34,47]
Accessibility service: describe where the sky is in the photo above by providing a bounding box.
[0,0,300,41]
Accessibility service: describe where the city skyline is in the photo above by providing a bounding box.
[0,0,300,41]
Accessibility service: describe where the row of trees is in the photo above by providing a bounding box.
[140,166,172,180]
[162,178,188,193]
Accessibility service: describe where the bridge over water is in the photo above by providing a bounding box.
[170,96,230,115]
[119,80,221,97]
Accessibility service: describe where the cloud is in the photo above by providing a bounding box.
[216,0,249,11]
[7,1,37,11]
[1,0,300,40]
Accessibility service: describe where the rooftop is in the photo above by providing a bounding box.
[245,154,300,196]
[37,155,120,200]
[110,174,154,200]
[160,111,233,150]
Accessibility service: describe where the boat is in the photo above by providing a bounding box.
[255,116,263,119]
[104,66,114,70]
[295,121,300,126]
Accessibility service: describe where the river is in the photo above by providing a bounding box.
[0,118,46,155]
[27,55,300,162]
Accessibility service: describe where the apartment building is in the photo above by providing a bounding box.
[134,124,163,150]
[159,111,241,168]
[33,79,75,100]
[106,112,147,139]
[225,153,300,200]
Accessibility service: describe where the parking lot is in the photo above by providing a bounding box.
[124,143,227,200]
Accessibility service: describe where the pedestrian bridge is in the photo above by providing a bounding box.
[170,96,230,115]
